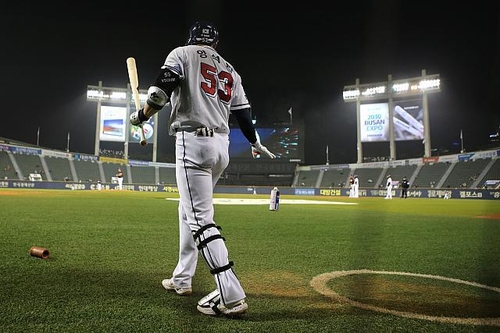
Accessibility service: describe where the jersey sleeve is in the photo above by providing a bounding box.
[230,72,250,112]
[162,47,185,79]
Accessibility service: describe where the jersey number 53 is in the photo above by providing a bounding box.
[200,62,233,104]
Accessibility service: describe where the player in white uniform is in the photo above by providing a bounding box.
[130,21,275,317]
[385,174,393,199]
[348,174,354,197]
[353,175,359,198]
[116,168,123,190]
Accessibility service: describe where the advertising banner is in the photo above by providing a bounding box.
[100,106,127,142]
[360,103,389,142]
[393,101,424,141]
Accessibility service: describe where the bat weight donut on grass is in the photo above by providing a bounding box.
[30,246,50,259]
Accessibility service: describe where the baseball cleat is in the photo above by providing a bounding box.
[161,278,192,296]
[197,289,248,317]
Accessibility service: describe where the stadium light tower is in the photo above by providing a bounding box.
[343,69,440,163]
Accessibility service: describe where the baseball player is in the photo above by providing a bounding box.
[353,175,359,198]
[385,174,393,199]
[130,21,275,317]
[348,174,354,197]
[116,168,123,190]
[400,176,409,199]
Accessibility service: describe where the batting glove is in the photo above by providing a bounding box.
[251,141,276,159]
[130,108,149,126]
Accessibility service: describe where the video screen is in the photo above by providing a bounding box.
[393,101,424,141]
[359,101,425,142]
[360,103,389,142]
[100,106,127,142]
[229,126,303,161]
[102,119,124,137]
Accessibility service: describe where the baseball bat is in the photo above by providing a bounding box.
[126,57,147,146]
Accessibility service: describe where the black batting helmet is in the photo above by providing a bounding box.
[186,21,219,46]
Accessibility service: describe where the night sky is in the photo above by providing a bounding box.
[2,1,499,165]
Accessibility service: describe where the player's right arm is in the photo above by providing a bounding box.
[130,65,181,125]
[144,66,180,116]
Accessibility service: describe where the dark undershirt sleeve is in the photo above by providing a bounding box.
[231,108,257,144]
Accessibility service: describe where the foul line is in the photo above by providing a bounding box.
[167,198,358,205]
[310,269,500,327]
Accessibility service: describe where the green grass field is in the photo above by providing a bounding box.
[1,189,499,333]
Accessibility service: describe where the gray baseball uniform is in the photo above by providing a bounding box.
[130,21,275,316]
[165,44,249,306]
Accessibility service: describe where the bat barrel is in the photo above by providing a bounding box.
[127,56,147,146]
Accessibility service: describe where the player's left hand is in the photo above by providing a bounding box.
[251,141,276,159]
[130,108,148,126]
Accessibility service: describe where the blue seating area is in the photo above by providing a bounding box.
[293,152,500,190]
[131,165,156,185]
[0,151,15,180]
[45,156,73,181]
[1,140,498,189]
[72,159,102,183]
[412,162,449,188]
[442,159,490,189]
[13,154,45,180]
[349,167,385,189]
[478,159,500,188]
[320,168,350,188]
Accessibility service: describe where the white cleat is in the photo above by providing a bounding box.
[197,289,248,317]
[161,278,192,296]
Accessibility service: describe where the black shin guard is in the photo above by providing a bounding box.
[193,223,234,275]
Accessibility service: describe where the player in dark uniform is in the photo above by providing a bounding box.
[401,176,410,199]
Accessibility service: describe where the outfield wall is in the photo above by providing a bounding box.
[0,179,498,200]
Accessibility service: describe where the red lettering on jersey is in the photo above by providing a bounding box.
[200,62,233,103]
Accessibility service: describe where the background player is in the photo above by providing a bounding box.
[348,174,354,197]
[130,21,275,317]
[385,174,393,199]
[353,175,359,198]
[116,168,123,190]
[400,176,409,198]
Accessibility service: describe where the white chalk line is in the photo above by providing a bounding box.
[310,269,500,326]
[167,198,358,205]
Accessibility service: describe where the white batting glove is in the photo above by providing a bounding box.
[251,141,276,159]
[130,108,148,126]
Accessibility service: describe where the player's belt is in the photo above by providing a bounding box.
[194,127,214,137]
[175,127,217,136]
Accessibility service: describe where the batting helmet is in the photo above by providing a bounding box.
[186,21,219,46]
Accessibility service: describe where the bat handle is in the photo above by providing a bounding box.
[139,124,147,146]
